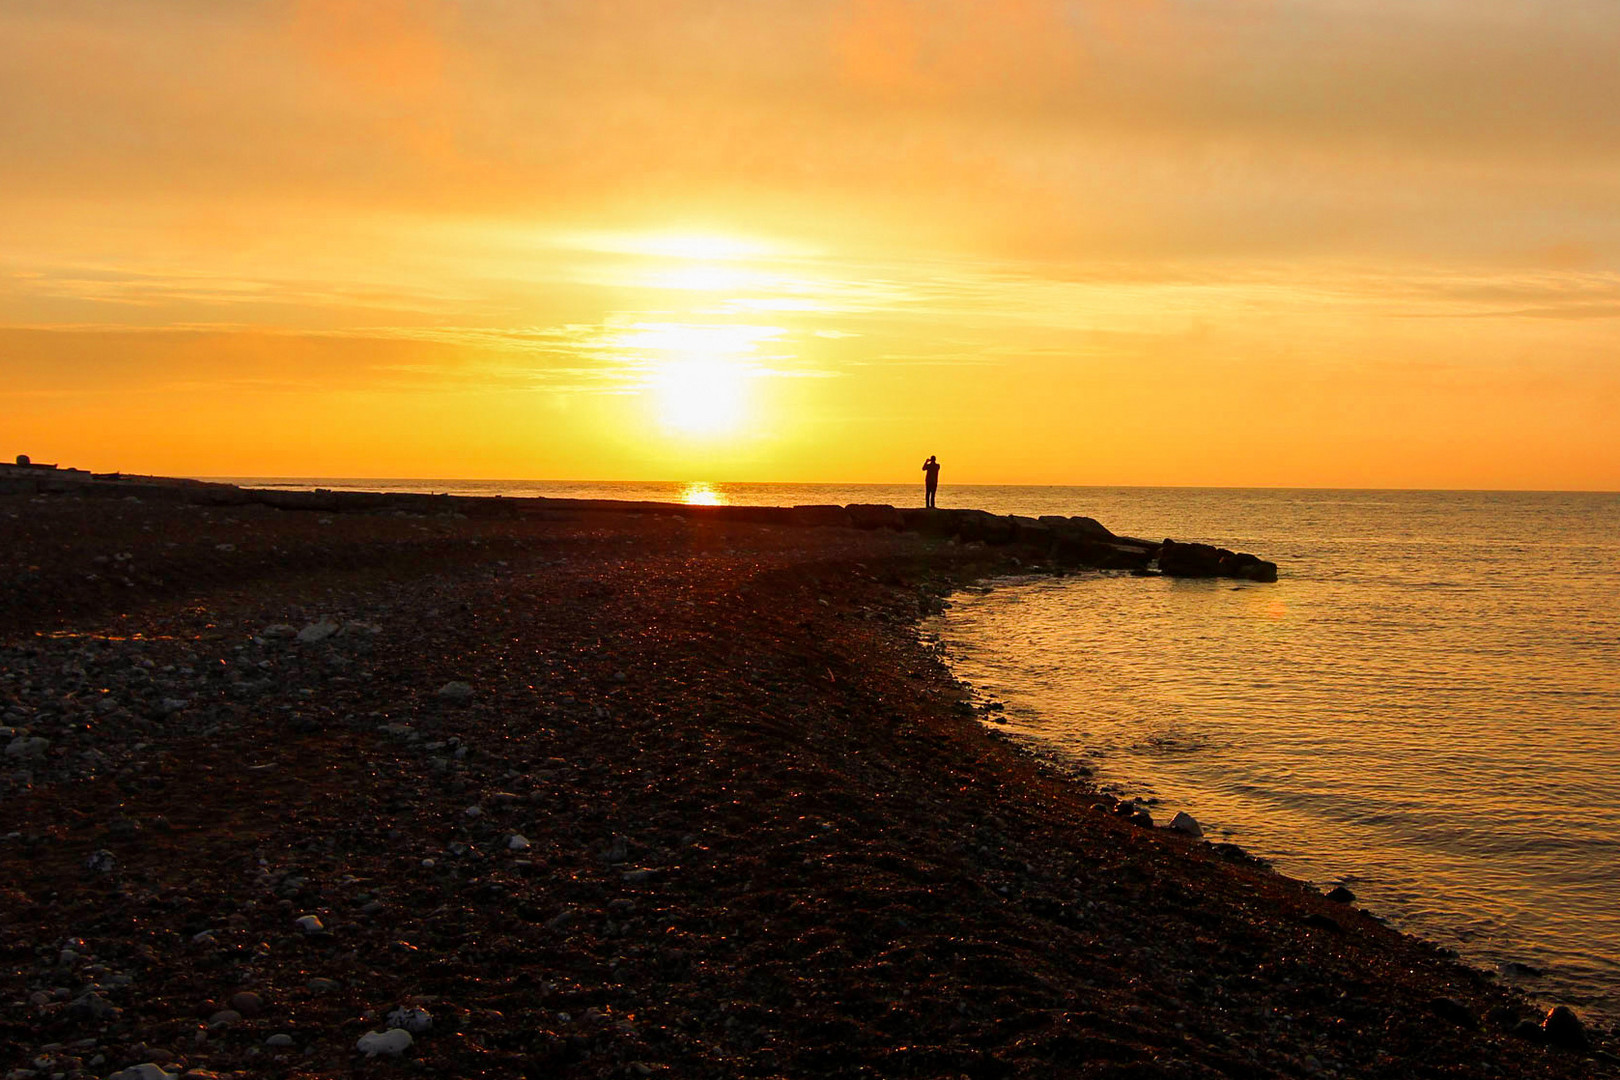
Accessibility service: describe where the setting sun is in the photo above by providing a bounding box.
[597,322,785,437]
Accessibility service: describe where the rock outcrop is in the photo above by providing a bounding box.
[1158,538,1279,582]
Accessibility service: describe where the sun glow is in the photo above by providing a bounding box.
[602,321,785,436]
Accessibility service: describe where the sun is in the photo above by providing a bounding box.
[606,321,783,436]
[651,357,748,434]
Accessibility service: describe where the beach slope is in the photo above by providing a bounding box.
[0,491,1608,1078]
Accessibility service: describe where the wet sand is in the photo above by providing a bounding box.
[0,489,1611,1078]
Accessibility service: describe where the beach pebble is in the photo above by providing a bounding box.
[6,736,49,759]
[294,915,324,934]
[208,1009,242,1026]
[214,542,235,552]
[261,624,298,639]
[84,849,117,874]
[1429,997,1476,1027]
[68,991,118,1021]
[229,990,264,1016]
[386,1006,433,1034]
[265,1033,295,1048]
[437,681,475,703]
[1542,1005,1589,1051]
[307,978,341,993]
[297,620,340,644]
[357,1028,414,1057]
[1168,811,1202,837]
[106,1065,176,1080]
[507,834,531,850]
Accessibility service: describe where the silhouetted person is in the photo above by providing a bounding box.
[922,455,940,508]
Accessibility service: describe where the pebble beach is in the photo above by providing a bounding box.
[1,482,1613,1079]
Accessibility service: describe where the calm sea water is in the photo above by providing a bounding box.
[222,478,1620,1021]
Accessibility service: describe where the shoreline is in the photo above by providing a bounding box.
[1,479,1611,1077]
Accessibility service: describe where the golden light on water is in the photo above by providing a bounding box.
[680,481,725,506]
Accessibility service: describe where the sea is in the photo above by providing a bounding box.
[221,478,1620,1023]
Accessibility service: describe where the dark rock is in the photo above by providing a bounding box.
[1159,538,1278,581]
[1499,961,1543,979]
[1512,1020,1547,1043]
[1325,885,1356,904]
[980,516,1016,545]
[230,990,265,1016]
[845,504,904,530]
[1157,539,1227,578]
[68,991,120,1023]
[1219,551,1280,583]
[1100,543,1154,571]
[1007,516,1049,544]
[1049,535,1110,567]
[790,505,853,528]
[1543,1005,1589,1051]
[1302,912,1342,933]
[899,508,954,535]
[1428,997,1477,1028]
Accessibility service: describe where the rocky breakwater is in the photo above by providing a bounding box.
[1157,537,1279,582]
[831,506,1280,582]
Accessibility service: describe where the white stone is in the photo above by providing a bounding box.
[106,1065,176,1080]
[294,915,325,933]
[5,736,49,759]
[386,1005,434,1034]
[297,620,340,644]
[437,681,475,702]
[357,1028,414,1057]
[1168,811,1203,837]
[214,543,236,553]
[464,805,482,818]
[507,834,531,851]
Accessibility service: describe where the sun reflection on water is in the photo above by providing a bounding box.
[681,481,726,506]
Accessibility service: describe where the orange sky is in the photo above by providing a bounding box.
[4,0,1618,489]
